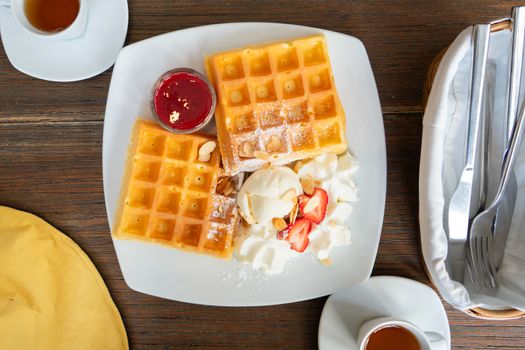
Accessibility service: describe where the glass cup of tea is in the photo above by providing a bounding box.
[357,317,447,350]
[3,0,88,40]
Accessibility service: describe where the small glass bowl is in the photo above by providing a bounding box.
[149,68,217,134]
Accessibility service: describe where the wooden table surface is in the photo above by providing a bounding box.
[2,1,525,349]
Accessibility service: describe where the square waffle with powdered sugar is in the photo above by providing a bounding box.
[206,34,348,175]
[112,119,241,259]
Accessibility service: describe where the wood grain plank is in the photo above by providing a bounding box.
[2,1,525,349]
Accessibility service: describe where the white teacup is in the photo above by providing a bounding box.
[1,0,88,40]
[357,317,447,350]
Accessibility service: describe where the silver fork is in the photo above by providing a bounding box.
[469,92,525,291]
[468,8,525,291]
[448,24,491,286]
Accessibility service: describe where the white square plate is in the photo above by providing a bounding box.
[103,22,386,306]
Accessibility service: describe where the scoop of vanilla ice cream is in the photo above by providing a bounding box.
[237,166,302,224]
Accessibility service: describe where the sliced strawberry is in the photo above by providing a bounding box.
[298,187,328,224]
[283,218,312,252]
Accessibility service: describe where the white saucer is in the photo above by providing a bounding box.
[0,0,128,82]
[318,276,451,350]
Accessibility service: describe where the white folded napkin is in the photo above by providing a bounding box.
[419,24,525,312]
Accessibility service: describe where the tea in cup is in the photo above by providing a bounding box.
[5,0,88,40]
[357,317,447,350]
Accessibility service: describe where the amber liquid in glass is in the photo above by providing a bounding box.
[24,0,80,33]
[365,325,420,350]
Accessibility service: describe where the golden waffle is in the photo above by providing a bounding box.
[206,34,348,175]
[112,120,240,259]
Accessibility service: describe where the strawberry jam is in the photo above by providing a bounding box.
[151,69,216,133]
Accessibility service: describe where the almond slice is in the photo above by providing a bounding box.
[239,208,255,226]
[216,177,234,196]
[198,141,216,162]
[240,215,250,228]
[272,217,287,231]
[239,141,254,158]
[224,181,234,196]
[293,161,305,173]
[301,178,315,195]
[253,150,270,161]
[289,198,299,224]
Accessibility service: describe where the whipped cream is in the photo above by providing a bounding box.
[298,153,359,260]
[236,223,295,275]
[235,153,359,275]
[297,153,359,203]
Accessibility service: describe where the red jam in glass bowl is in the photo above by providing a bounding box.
[150,68,216,133]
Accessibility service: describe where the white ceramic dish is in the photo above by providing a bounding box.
[318,276,451,350]
[0,0,128,82]
[103,22,386,306]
